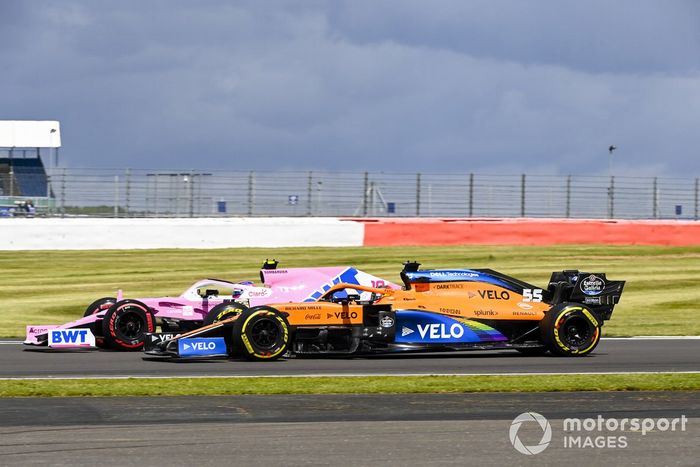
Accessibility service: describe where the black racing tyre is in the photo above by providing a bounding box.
[83,297,116,348]
[101,299,156,351]
[231,306,290,361]
[515,347,549,356]
[203,302,249,326]
[540,303,601,357]
[83,297,117,317]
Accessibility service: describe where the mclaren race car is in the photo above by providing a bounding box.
[144,262,624,359]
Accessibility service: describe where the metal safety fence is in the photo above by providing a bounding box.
[3,169,699,220]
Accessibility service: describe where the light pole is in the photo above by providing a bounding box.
[49,128,58,170]
[607,145,617,218]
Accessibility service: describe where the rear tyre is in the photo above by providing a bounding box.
[540,303,601,357]
[231,306,290,361]
[83,297,116,348]
[203,302,248,326]
[102,299,156,351]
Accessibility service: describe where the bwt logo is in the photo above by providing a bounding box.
[509,412,552,455]
[49,329,95,347]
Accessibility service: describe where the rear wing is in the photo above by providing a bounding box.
[547,270,625,320]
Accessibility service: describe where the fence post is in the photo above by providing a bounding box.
[125,168,131,218]
[306,171,313,216]
[247,171,255,216]
[652,177,658,219]
[114,175,120,218]
[468,173,474,217]
[565,175,571,218]
[608,176,615,219]
[153,175,158,217]
[416,173,421,216]
[8,148,14,197]
[520,174,526,217]
[695,178,699,221]
[46,174,52,216]
[362,172,369,217]
[60,168,66,218]
[188,171,194,218]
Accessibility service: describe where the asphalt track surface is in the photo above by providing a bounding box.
[1,392,698,466]
[1,338,698,378]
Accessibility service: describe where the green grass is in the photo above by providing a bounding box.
[1,373,698,397]
[1,245,700,337]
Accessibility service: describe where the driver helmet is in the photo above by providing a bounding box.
[232,281,255,298]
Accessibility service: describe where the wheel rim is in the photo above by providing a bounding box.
[250,318,280,349]
[560,315,592,348]
[115,309,145,339]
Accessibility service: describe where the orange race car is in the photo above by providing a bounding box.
[144,262,625,360]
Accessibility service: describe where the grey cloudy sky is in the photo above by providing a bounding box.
[1,0,699,177]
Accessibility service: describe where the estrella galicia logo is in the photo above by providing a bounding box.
[509,412,552,455]
[580,274,605,296]
[379,316,395,328]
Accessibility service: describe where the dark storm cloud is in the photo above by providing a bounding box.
[0,0,698,177]
[328,0,700,74]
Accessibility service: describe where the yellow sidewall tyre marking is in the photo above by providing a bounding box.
[237,309,289,360]
[545,304,601,357]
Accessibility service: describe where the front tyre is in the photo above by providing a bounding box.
[231,306,290,361]
[540,303,601,357]
[83,297,117,317]
[83,297,116,348]
[101,299,156,351]
[203,302,248,326]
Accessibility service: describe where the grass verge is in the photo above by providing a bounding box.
[2,245,700,337]
[2,373,699,397]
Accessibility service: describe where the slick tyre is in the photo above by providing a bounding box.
[203,302,248,326]
[83,297,116,348]
[540,303,601,357]
[101,299,156,351]
[231,306,290,361]
[83,297,117,317]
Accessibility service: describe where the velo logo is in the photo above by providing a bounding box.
[509,412,552,455]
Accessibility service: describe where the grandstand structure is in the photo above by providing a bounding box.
[0,121,59,215]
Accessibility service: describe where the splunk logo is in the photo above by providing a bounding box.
[509,412,552,455]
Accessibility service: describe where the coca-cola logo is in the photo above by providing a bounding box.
[580,275,605,296]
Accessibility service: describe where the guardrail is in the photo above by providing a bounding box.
[7,169,699,219]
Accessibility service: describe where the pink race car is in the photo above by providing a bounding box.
[25,261,397,351]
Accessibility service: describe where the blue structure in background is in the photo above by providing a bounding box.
[0,157,50,197]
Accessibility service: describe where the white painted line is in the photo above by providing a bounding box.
[0,371,698,381]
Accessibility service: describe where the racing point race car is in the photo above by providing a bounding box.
[24,261,397,351]
[144,262,625,360]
